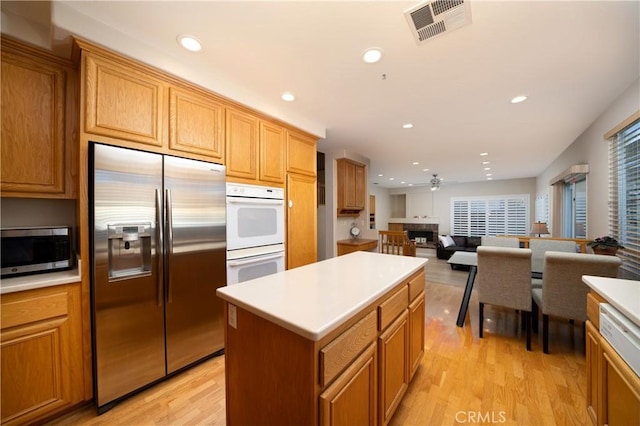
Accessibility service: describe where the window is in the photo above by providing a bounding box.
[452,195,529,236]
[563,177,587,238]
[608,118,639,279]
[535,192,549,224]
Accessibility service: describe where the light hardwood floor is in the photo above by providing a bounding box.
[50,251,587,425]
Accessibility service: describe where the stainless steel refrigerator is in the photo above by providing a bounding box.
[90,142,226,412]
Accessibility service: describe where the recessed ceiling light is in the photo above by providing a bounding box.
[511,95,528,104]
[423,168,429,172]
[362,47,383,64]
[487,177,493,180]
[482,161,490,165]
[486,173,493,177]
[389,177,394,181]
[412,162,419,165]
[408,184,413,186]
[281,92,295,102]
[401,181,406,184]
[177,34,203,52]
[484,167,491,171]
[403,123,413,129]
[480,152,489,156]
[378,173,383,177]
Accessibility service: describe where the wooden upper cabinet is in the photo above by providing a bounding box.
[168,87,225,161]
[259,121,286,184]
[337,158,366,215]
[287,131,317,176]
[1,36,75,198]
[226,108,259,180]
[84,52,164,147]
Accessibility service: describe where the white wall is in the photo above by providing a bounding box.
[536,78,640,240]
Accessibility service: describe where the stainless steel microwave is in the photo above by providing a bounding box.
[1,227,73,278]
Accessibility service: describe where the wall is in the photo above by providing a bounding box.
[536,78,640,239]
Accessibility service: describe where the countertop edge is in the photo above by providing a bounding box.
[1,259,82,294]
[583,275,640,327]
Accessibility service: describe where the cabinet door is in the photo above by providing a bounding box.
[601,338,640,426]
[1,284,84,425]
[319,343,377,426]
[1,49,65,195]
[259,121,286,184]
[378,310,409,425]
[354,162,366,209]
[286,173,317,269]
[84,53,164,147]
[287,131,317,176]
[169,87,225,160]
[585,320,601,425]
[408,293,425,380]
[226,108,258,180]
[337,158,366,213]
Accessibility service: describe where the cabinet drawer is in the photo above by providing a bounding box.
[320,310,377,387]
[1,292,68,330]
[378,286,408,331]
[407,270,425,302]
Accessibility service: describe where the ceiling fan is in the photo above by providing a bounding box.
[430,174,441,191]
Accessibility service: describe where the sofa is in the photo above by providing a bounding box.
[437,235,482,260]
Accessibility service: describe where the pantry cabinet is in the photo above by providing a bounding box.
[1,283,84,425]
[1,36,77,198]
[287,131,317,176]
[286,173,318,269]
[169,87,225,161]
[337,158,366,216]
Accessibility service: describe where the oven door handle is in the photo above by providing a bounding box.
[228,253,284,266]
[227,198,283,205]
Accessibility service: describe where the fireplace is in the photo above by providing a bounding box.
[404,223,438,248]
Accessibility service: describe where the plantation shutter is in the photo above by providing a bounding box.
[451,195,529,236]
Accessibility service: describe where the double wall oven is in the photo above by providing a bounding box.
[226,183,285,285]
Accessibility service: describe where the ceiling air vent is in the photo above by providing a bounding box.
[404,0,472,45]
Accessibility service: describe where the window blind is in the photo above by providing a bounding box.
[451,195,530,236]
[609,118,640,279]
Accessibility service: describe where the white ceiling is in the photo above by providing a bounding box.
[5,1,639,188]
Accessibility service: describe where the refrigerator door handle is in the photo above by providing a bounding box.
[165,188,173,303]
[155,188,164,308]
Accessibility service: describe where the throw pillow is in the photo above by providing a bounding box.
[444,235,456,248]
[438,235,448,246]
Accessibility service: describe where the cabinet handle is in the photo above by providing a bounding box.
[289,200,293,208]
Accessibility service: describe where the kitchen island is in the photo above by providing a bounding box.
[216,251,427,425]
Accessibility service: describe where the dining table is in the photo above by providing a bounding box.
[448,251,478,327]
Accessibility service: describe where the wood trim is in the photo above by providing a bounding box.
[604,110,640,140]
[550,164,589,185]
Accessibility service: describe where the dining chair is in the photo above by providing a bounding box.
[531,251,621,354]
[476,246,533,351]
[529,239,577,283]
[481,236,520,248]
[378,230,416,257]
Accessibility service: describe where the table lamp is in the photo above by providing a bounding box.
[531,221,550,237]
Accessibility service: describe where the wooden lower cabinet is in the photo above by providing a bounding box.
[378,310,409,425]
[408,292,426,379]
[1,283,84,425]
[601,337,640,426]
[286,173,317,269]
[586,320,601,425]
[320,343,377,426]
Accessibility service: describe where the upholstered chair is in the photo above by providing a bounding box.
[529,239,578,285]
[531,251,621,354]
[481,236,520,248]
[476,246,533,351]
[378,230,416,257]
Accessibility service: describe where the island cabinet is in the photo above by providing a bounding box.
[217,252,427,426]
[584,284,640,426]
[1,283,84,425]
[225,106,286,186]
[1,35,77,198]
[337,158,366,216]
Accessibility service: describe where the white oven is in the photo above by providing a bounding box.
[226,245,285,285]
[226,183,285,251]
[226,183,286,285]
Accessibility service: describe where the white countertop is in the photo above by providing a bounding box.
[583,275,640,327]
[216,251,427,341]
[1,264,82,294]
